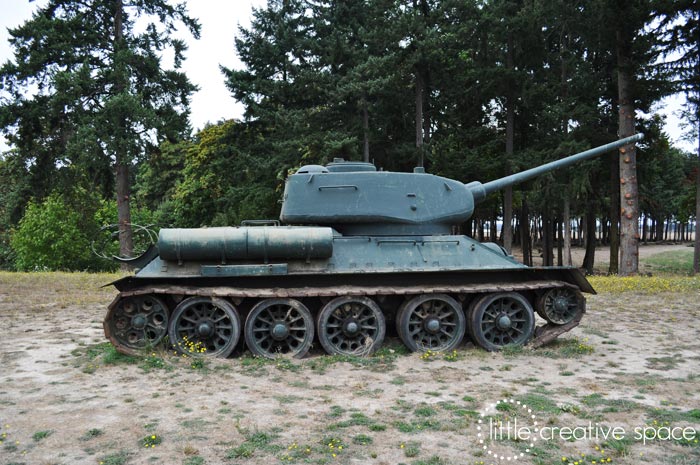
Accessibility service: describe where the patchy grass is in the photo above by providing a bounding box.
[533,337,594,358]
[646,356,683,370]
[352,433,373,445]
[32,430,53,441]
[73,342,139,372]
[402,440,421,458]
[412,455,448,465]
[97,450,131,465]
[329,412,377,430]
[80,428,104,441]
[304,351,400,373]
[641,249,695,274]
[183,456,205,465]
[588,275,700,293]
[226,429,280,459]
[0,271,123,307]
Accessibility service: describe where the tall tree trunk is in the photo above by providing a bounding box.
[616,26,639,275]
[490,211,498,242]
[503,32,515,253]
[563,196,572,266]
[694,122,700,273]
[577,217,582,244]
[362,102,370,163]
[542,209,554,266]
[414,0,430,166]
[559,28,571,266]
[557,217,563,266]
[415,71,424,166]
[609,152,620,273]
[114,0,133,263]
[116,163,132,258]
[582,201,596,274]
[520,194,532,266]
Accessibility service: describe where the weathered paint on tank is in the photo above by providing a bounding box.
[104,134,643,358]
[158,226,334,262]
[133,233,521,277]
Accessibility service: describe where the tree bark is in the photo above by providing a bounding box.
[503,31,515,253]
[616,26,639,275]
[490,212,497,242]
[116,163,133,259]
[114,0,133,263]
[362,102,370,163]
[520,194,532,266]
[694,121,700,273]
[609,151,620,273]
[557,217,563,266]
[582,201,596,274]
[563,196,572,266]
[542,209,554,266]
[415,71,424,166]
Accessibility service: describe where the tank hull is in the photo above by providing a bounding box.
[105,231,592,358]
[126,233,546,278]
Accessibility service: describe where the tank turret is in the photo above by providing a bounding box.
[280,134,644,235]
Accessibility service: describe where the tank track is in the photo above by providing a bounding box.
[105,279,585,357]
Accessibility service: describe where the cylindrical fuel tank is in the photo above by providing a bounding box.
[158,227,334,262]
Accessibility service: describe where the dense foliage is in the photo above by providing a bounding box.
[0,0,698,272]
[0,0,200,260]
[11,193,101,271]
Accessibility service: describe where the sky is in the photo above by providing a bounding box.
[0,0,267,152]
[0,0,696,154]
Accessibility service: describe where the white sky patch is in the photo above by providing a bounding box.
[0,0,265,153]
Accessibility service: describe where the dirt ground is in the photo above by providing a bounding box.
[0,244,699,465]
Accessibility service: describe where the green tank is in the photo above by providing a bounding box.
[104,134,643,358]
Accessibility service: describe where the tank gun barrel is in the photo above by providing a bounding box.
[467,133,644,204]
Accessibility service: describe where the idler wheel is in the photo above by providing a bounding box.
[168,297,240,358]
[536,288,584,325]
[317,296,385,355]
[244,298,314,359]
[467,292,535,352]
[104,295,169,354]
[396,294,465,352]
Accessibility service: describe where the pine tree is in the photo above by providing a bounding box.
[655,0,700,272]
[0,0,200,260]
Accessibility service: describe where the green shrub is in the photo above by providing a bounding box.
[11,189,157,272]
[11,193,98,271]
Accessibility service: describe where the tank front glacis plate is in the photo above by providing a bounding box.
[134,235,525,278]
